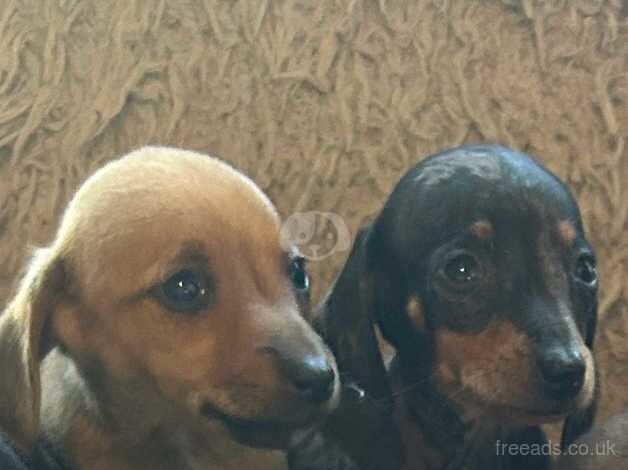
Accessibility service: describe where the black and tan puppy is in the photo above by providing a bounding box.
[0,147,340,470]
[293,144,599,470]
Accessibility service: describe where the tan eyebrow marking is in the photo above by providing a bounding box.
[471,220,493,240]
[557,219,576,246]
[407,295,425,331]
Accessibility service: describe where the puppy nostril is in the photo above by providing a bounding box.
[286,355,336,403]
[537,347,586,401]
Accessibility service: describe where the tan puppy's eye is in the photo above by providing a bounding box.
[287,257,309,292]
[153,269,213,313]
[574,254,598,287]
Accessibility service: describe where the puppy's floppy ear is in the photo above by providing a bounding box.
[561,300,598,447]
[314,227,388,399]
[0,248,65,450]
[313,228,403,469]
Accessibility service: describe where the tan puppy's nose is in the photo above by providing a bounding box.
[278,353,336,403]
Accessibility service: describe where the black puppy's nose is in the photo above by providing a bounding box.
[282,354,336,403]
[537,347,586,400]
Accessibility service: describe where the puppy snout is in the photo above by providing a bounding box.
[536,346,585,401]
[279,353,336,403]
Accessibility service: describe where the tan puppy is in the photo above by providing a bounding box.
[0,147,340,470]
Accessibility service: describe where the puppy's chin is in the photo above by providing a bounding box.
[490,402,575,425]
[198,401,328,449]
[453,391,592,427]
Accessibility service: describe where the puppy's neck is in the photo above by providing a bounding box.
[388,355,511,470]
[40,350,286,470]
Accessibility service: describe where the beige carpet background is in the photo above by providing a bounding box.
[0,0,626,428]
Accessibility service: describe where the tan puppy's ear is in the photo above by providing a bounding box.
[0,248,65,450]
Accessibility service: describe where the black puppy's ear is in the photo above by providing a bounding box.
[313,227,403,469]
[314,227,388,399]
[561,303,598,447]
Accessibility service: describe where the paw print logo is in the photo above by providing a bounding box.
[280,212,351,261]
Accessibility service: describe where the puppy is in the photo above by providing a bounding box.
[0,147,340,470]
[296,145,598,469]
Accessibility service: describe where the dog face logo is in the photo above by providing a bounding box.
[280,212,351,261]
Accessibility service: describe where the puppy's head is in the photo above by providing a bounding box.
[0,146,339,450]
[318,145,597,446]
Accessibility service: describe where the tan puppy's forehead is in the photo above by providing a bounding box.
[56,147,284,303]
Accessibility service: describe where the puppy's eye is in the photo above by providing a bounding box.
[154,269,213,313]
[574,255,597,287]
[288,258,309,292]
[444,254,478,283]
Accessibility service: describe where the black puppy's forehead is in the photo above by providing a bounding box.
[412,145,576,213]
[412,146,503,188]
[374,145,583,260]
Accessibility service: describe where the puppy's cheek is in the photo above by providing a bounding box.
[143,347,225,411]
[190,356,289,419]
[146,347,215,384]
[434,321,537,409]
[54,309,138,382]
